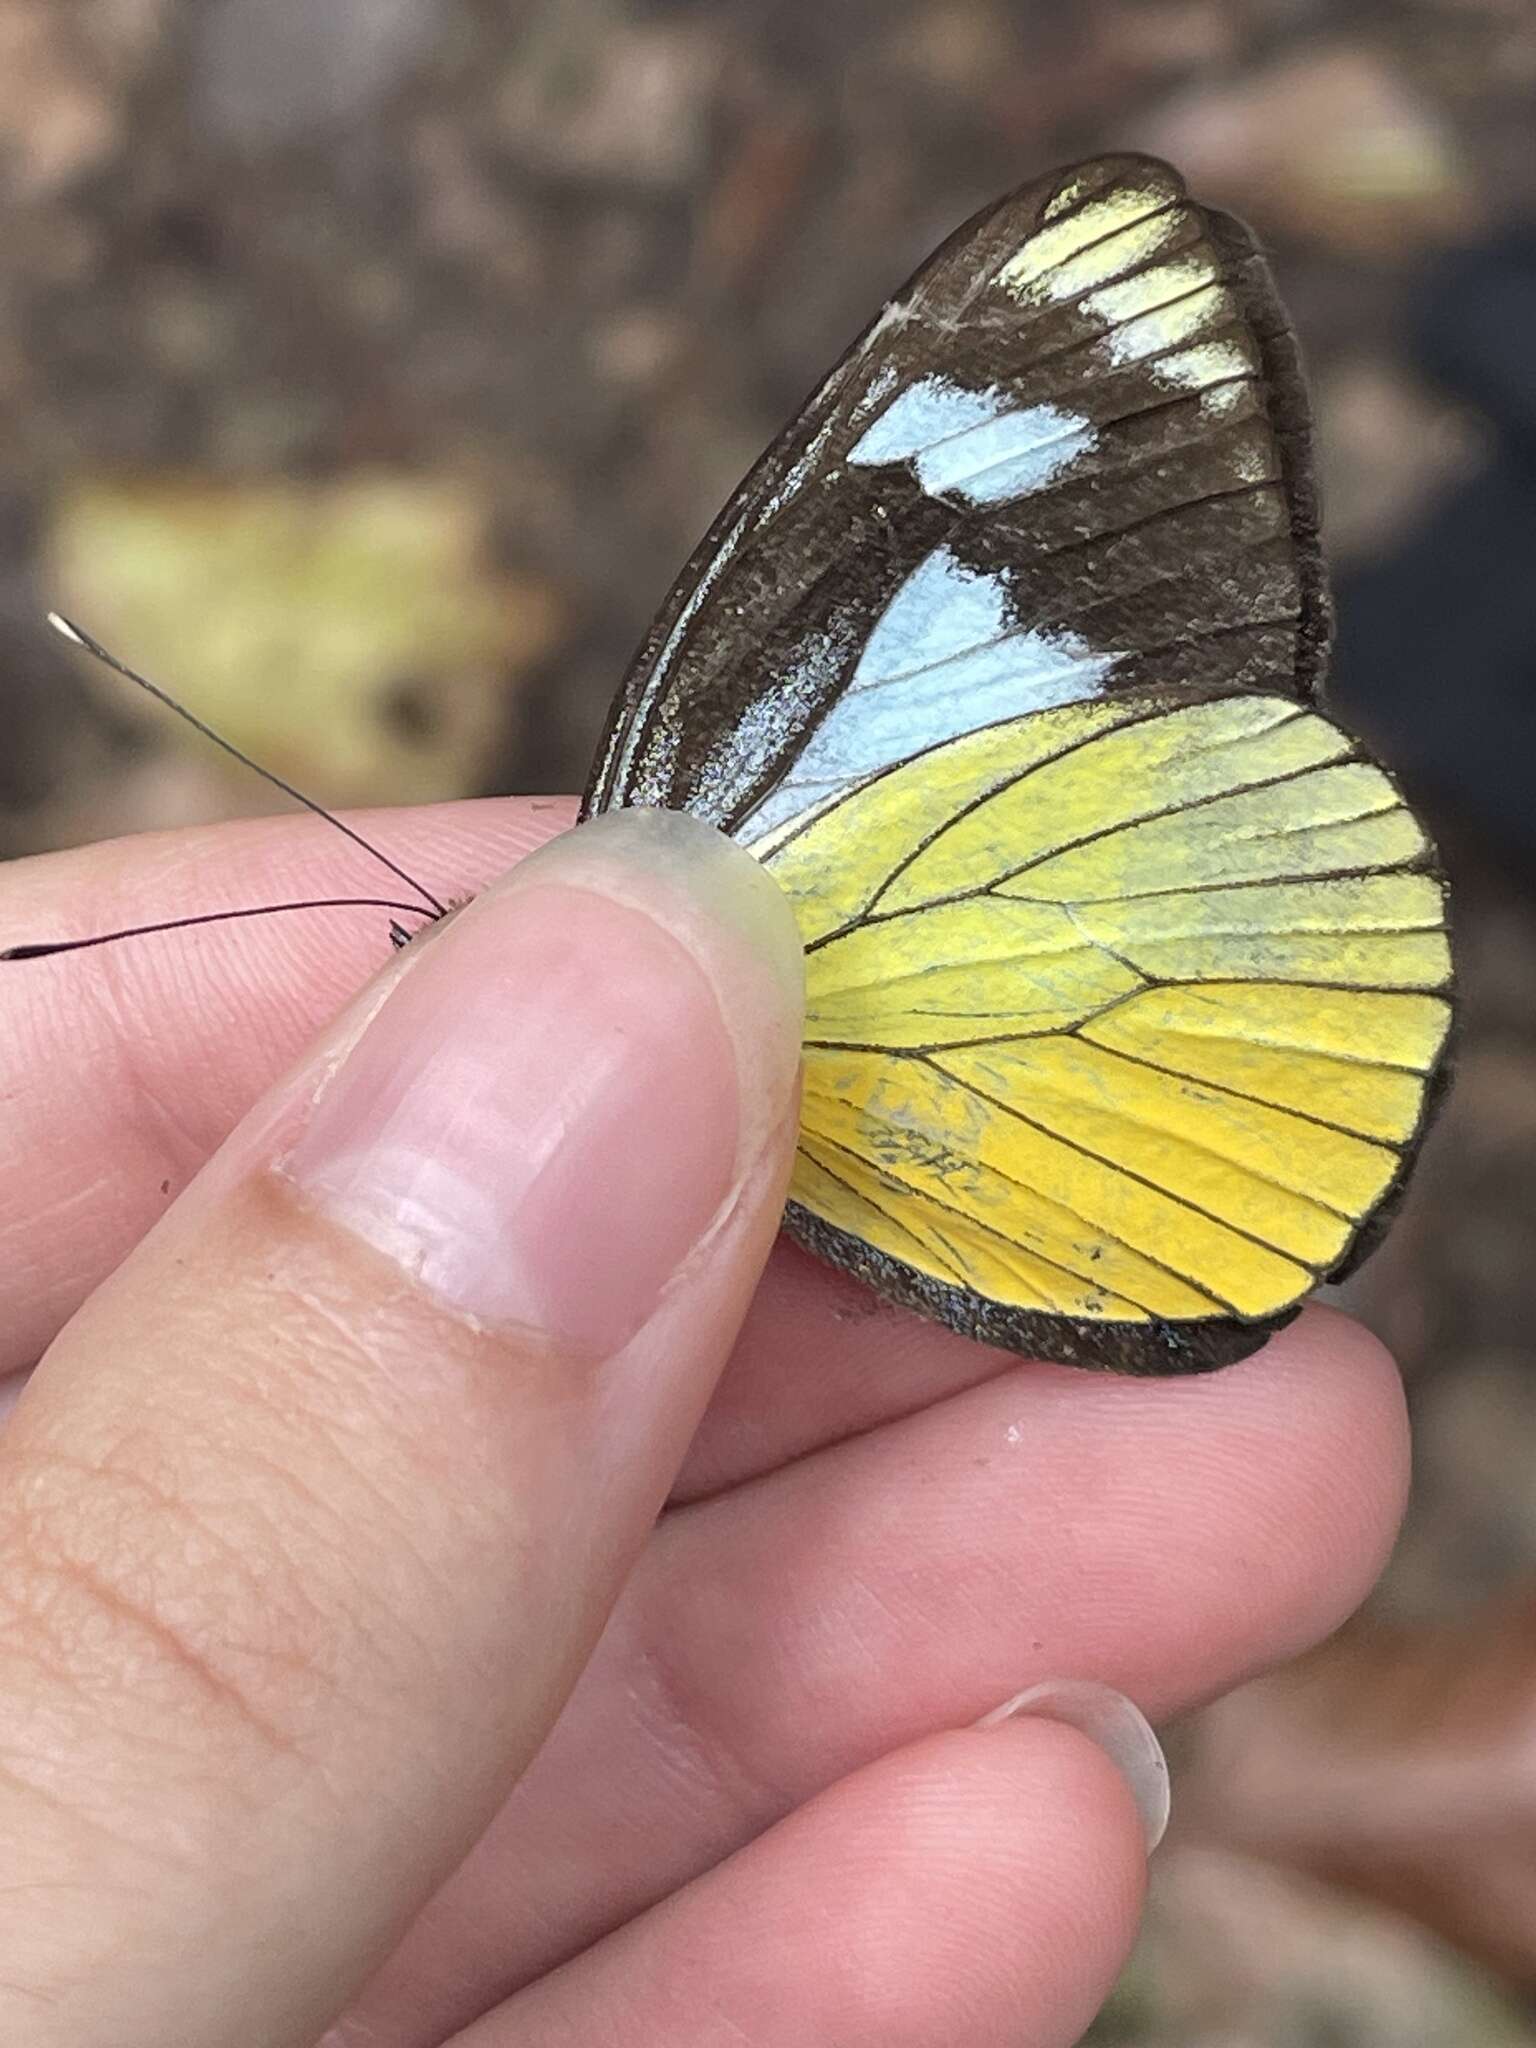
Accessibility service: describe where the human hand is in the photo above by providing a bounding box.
[0,799,1407,2047]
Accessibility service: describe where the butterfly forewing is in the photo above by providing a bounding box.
[585,156,1324,836]
[584,152,1451,1372]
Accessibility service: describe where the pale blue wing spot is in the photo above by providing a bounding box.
[736,548,1119,844]
[933,430,1097,506]
[849,376,1098,506]
[852,545,1012,688]
[848,377,1004,465]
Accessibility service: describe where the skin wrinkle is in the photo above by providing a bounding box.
[161,1399,453,1718]
[0,1509,298,1762]
[85,928,217,1196]
[167,1385,378,1599]
[619,1595,788,1842]
[9,1349,420,1769]
[696,1999,756,2048]
[0,1710,208,1867]
[0,981,196,1375]
[184,1438,383,1691]
[0,1447,320,1697]
[0,1974,59,2013]
[321,2019,388,2048]
[663,1262,996,1509]
[608,1527,839,1882]
[253,1236,581,1594]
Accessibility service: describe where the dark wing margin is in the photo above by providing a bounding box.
[782,1200,1295,1374]
[1203,204,1330,702]
[581,153,1331,835]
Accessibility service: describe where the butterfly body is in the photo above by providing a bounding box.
[585,154,1453,1373]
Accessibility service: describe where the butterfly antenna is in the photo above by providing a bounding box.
[3,898,437,963]
[46,612,449,917]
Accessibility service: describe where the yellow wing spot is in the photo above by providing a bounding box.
[997,190,1182,303]
[1081,254,1220,328]
[791,1143,970,1288]
[1156,339,1255,394]
[797,1133,1161,1319]
[1042,173,1091,222]
[1096,926,1448,990]
[800,1052,1237,1318]
[1101,281,1232,367]
[1231,441,1274,485]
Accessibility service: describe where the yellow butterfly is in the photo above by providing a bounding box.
[584,154,1453,1373]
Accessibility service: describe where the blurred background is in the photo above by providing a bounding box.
[3,2,1535,2040]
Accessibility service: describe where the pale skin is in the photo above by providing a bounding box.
[0,795,1408,2048]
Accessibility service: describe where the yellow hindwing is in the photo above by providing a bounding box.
[761,693,1452,1326]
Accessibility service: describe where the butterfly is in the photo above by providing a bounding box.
[578,152,1454,1375]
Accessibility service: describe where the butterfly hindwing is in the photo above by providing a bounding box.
[584,153,1452,1371]
[764,690,1449,1371]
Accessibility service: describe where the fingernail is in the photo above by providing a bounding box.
[979,1679,1170,1850]
[282,809,804,1355]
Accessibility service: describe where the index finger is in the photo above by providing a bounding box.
[0,797,571,1369]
